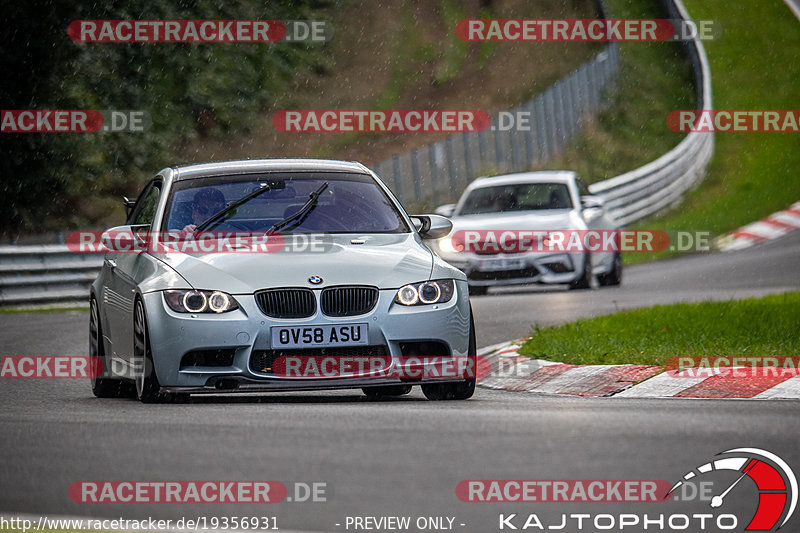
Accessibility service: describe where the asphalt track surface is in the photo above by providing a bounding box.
[0,231,798,532]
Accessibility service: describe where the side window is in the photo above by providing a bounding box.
[129,181,161,226]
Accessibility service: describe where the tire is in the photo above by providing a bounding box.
[568,254,592,290]
[597,252,622,287]
[362,385,413,399]
[90,297,132,398]
[468,285,488,296]
[421,312,477,401]
[133,299,167,403]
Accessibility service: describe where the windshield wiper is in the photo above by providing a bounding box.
[194,183,272,232]
[267,182,328,234]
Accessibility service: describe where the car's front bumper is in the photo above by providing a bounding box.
[441,252,584,287]
[142,280,471,391]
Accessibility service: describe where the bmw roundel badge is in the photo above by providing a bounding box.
[308,276,323,285]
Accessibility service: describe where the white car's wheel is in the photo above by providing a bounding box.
[568,254,592,290]
[598,252,622,286]
[468,285,488,296]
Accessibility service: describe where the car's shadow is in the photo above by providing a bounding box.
[87,392,428,405]
[186,393,424,404]
[475,285,570,297]
[473,282,622,297]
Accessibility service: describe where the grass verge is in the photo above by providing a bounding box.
[0,304,88,314]
[539,0,695,181]
[518,292,800,366]
[624,0,800,265]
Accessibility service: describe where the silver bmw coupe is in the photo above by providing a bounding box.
[90,159,475,402]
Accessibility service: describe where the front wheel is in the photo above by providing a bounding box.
[597,252,622,286]
[90,297,132,398]
[468,285,488,296]
[568,254,592,290]
[133,299,165,403]
[421,312,476,401]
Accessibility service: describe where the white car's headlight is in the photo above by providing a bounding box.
[437,236,459,254]
[164,290,239,313]
[394,280,455,306]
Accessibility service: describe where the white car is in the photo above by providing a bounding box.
[432,171,622,294]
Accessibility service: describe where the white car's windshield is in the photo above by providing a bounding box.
[458,182,573,215]
[163,172,409,234]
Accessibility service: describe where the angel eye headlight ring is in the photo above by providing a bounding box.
[182,291,207,313]
[418,282,441,304]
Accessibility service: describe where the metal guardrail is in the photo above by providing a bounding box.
[0,0,712,306]
[0,245,102,305]
[373,44,620,206]
[589,0,714,226]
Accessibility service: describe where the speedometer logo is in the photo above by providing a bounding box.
[668,448,797,530]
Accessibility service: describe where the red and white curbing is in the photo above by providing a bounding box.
[477,342,800,399]
[477,341,662,397]
[615,367,800,399]
[715,200,800,251]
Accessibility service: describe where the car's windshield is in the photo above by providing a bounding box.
[163,172,409,234]
[458,182,572,215]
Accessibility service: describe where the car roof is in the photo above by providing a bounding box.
[172,159,370,180]
[468,171,577,189]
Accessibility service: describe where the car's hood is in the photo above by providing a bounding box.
[449,210,584,231]
[150,233,433,293]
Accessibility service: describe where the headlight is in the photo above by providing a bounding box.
[437,236,459,254]
[394,280,455,306]
[164,290,239,313]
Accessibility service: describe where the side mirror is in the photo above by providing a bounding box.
[100,224,150,252]
[434,204,456,218]
[123,196,137,218]
[581,195,605,210]
[410,214,453,240]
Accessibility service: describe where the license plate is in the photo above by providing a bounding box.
[271,323,369,348]
[477,258,526,271]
